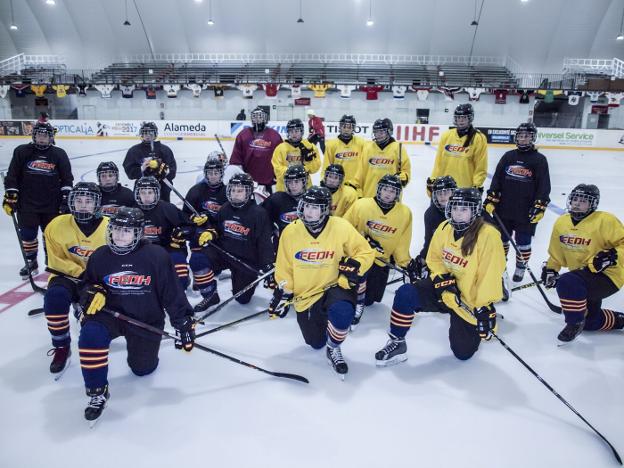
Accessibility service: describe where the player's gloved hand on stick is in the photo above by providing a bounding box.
[169,226,190,249]
[198,228,218,247]
[528,199,548,224]
[337,256,361,289]
[406,255,428,283]
[589,248,618,273]
[59,188,71,214]
[483,190,500,216]
[299,144,316,162]
[397,171,409,187]
[144,159,169,180]
[540,264,559,289]
[3,190,18,216]
[79,284,107,316]
[268,288,293,319]
[175,317,195,352]
[475,304,496,340]
[191,213,208,226]
[261,264,277,289]
[425,177,434,197]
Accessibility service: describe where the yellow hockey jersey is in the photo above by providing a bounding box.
[546,211,624,288]
[330,185,358,217]
[430,128,488,189]
[426,220,505,324]
[343,198,412,268]
[272,139,321,192]
[356,140,411,198]
[44,214,109,280]
[276,217,375,312]
[323,136,366,187]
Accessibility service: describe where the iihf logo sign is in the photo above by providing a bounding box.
[104,271,152,289]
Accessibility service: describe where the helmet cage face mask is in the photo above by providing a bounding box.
[375,181,401,210]
[97,170,119,191]
[134,182,160,210]
[250,109,268,131]
[226,182,252,207]
[69,190,101,223]
[32,125,54,150]
[445,198,482,232]
[107,224,143,255]
[566,191,598,221]
[432,188,455,210]
[297,199,329,232]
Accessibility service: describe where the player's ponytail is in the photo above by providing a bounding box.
[461,216,485,257]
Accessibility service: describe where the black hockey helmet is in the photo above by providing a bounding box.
[203,156,225,187]
[431,175,457,210]
[321,164,345,193]
[567,183,600,221]
[31,121,56,150]
[286,118,305,143]
[375,174,402,210]
[250,107,268,132]
[226,172,254,207]
[454,103,474,129]
[297,185,332,233]
[283,165,309,199]
[139,121,158,140]
[96,161,120,192]
[372,118,393,144]
[106,206,144,255]
[339,114,356,137]
[134,176,160,210]
[514,122,538,151]
[69,182,102,223]
[445,187,482,232]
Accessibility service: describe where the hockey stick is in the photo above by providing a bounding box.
[195,268,274,323]
[458,300,621,465]
[161,178,200,216]
[214,134,227,156]
[492,212,561,314]
[9,211,47,294]
[512,280,543,293]
[101,307,309,384]
[205,241,260,276]
[397,141,403,177]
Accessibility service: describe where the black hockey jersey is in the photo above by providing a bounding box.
[4,143,73,213]
[184,181,227,224]
[261,191,299,235]
[83,242,192,335]
[123,141,177,181]
[419,204,447,258]
[135,200,190,247]
[100,184,135,216]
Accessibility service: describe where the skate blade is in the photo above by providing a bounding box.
[53,357,71,381]
[326,358,347,381]
[375,355,408,368]
[88,411,105,429]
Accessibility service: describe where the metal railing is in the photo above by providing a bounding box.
[563,57,624,78]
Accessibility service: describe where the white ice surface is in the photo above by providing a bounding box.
[0,138,622,468]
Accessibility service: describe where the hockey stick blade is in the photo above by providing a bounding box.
[28,307,45,317]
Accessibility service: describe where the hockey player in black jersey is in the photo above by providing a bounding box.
[96,161,134,216]
[262,165,308,239]
[189,173,275,312]
[3,121,74,278]
[409,176,457,281]
[78,207,194,423]
[123,121,177,202]
[484,122,551,285]
[133,176,192,290]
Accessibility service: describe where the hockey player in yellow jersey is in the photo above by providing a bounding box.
[323,115,365,188]
[271,119,320,192]
[343,175,412,330]
[541,184,624,342]
[270,186,375,378]
[428,104,488,194]
[43,182,109,375]
[375,188,506,366]
[321,164,358,217]
[355,118,410,198]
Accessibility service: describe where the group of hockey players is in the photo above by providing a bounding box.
[2,103,623,423]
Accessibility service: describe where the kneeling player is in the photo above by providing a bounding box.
[343,175,412,329]
[78,207,194,423]
[97,161,134,216]
[270,186,375,377]
[541,184,624,342]
[43,183,108,375]
[321,164,358,217]
[375,188,505,365]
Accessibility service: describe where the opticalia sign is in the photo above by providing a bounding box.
[536,130,595,147]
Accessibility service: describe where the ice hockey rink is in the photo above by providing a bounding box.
[0,137,622,468]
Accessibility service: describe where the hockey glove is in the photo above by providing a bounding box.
[483,190,500,216]
[261,264,277,289]
[337,256,361,289]
[80,284,107,316]
[144,159,169,181]
[589,248,618,273]
[3,190,18,216]
[425,177,434,198]
[406,255,428,283]
[397,171,409,187]
[432,273,459,301]
[59,188,71,214]
[528,199,548,224]
[175,317,196,352]
[299,145,316,162]
[366,236,385,255]
[169,226,190,249]
[198,228,218,247]
[191,213,209,226]
[475,304,496,340]
[540,264,559,289]
[268,288,293,319]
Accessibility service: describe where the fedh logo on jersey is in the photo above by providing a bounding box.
[505,164,534,180]
[143,223,162,241]
[101,205,120,216]
[201,200,222,215]
[559,234,591,250]
[286,153,302,165]
[250,138,272,149]
[295,249,335,265]
[368,156,394,167]
[442,248,468,268]
[444,145,467,157]
[68,245,96,258]
[335,151,357,161]
[279,211,298,224]
[366,220,397,237]
[224,220,250,239]
[26,159,56,174]
[104,270,152,290]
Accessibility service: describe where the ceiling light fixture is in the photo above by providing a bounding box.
[45,0,55,5]
[123,0,131,25]
[207,0,215,25]
[9,0,18,30]
[366,0,374,26]
[297,0,304,23]
[618,3,624,40]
